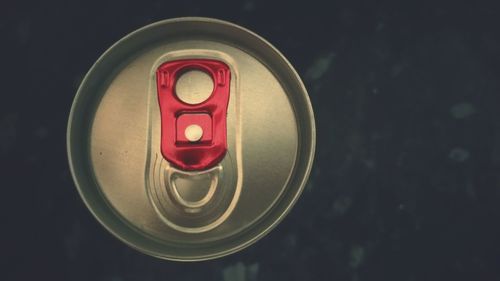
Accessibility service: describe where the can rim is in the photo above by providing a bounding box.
[67,17,316,261]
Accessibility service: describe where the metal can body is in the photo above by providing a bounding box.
[67,17,315,261]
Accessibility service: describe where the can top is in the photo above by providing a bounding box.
[68,17,315,261]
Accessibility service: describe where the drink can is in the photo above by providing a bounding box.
[67,17,315,261]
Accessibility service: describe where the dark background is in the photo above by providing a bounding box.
[2,1,500,280]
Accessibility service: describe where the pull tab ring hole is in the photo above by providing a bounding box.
[175,70,214,104]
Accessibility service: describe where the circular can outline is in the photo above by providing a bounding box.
[67,17,316,261]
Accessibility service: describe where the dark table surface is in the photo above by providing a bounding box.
[2,1,500,280]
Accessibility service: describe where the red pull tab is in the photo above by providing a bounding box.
[156,59,230,171]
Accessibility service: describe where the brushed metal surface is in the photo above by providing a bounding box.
[68,17,315,261]
[91,42,296,239]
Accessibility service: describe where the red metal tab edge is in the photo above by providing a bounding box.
[156,59,230,171]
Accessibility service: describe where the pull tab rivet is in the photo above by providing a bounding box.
[185,124,203,142]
